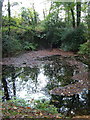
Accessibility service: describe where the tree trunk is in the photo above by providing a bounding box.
[8,0,11,35]
[43,9,46,19]
[76,2,81,27]
[70,8,75,28]
[33,3,37,25]
[0,0,4,77]
[68,8,70,25]
[87,2,90,41]
[0,0,3,29]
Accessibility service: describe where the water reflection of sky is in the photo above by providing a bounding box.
[2,55,90,117]
[15,67,50,100]
[4,55,89,101]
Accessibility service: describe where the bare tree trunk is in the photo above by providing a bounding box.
[0,0,3,29]
[49,1,53,14]
[0,0,4,79]
[8,0,11,35]
[70,8,75,28]
[87,2,90,41]
[68,8,70,25]
[43,9,46,19]
[33,3,37,25]
[76,2,81,27]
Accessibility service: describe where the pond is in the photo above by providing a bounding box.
[2,55,90,117]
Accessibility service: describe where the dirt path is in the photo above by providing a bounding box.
[2,49,76,67]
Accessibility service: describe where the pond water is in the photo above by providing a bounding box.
[2,55,90,116]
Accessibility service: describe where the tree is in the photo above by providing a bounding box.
[21,6,39,27]
[87,2,90,41]
[70,4,76,28]
[0,0,4,29]
[76,2,81,27]
[64,2,81,28]
[6,0,19,35]
[48,1,82,28]
[62,2,76,27]
[0,0,4,79]
[8,0,11,35]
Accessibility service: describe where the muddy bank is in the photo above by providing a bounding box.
[2,49,76,67]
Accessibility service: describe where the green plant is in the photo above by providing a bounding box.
[24,42,38,51]
[43,12,66,48]
[61,25,87,51]
[8,98,29,107]
[78,42,90,57]
[34,100,58,114]
[2,35,22,56]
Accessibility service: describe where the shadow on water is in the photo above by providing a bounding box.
[1,55,90,117]
[50,90,90,117]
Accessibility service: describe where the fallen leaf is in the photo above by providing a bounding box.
[26,107,31,109]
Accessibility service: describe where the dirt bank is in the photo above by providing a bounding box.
[2,49,76,67]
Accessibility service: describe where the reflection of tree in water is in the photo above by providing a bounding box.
[19,66,40,93]
[2,65,40,100]
[2,65,21,100]
[50,90,90,117]
[87,90,90,110]
[43,60,74,90]
[2,77,10,100]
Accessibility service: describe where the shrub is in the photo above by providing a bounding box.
[78,41,90,57]
[44,13,66,48]
[18,30,35,43]
[2,35,22,56]
[61,25,87,51]
[34,100,58,114]
[45,26,64,48]
[23,42,38,51]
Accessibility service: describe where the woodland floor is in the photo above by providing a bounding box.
[2,49,76,67]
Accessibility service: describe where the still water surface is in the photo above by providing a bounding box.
[2,55,90,116]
